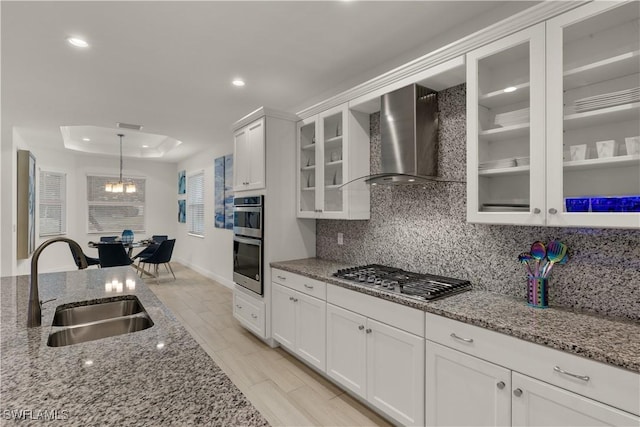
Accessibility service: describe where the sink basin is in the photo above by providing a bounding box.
[47,314,154,347]
[52,296,145,326]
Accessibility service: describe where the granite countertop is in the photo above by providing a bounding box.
[271,258,640,373]
[0,267,267,426]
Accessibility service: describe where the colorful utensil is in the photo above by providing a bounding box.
[543,240,568,277]
[530,241,546,276]
[518,252,535,277]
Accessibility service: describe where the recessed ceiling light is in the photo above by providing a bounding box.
[82,137,91,142]
[503,86,517,93]
[142,145,149,148]
[67,37,89,48]
[232,79,245,87]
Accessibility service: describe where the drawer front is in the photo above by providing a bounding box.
[272,268,326,300]
[328,284,424,337]
[426,313,640,416]
[233,291,265,337]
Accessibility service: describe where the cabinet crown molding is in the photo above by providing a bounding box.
[232,107,299,131]
[296,1,586,120]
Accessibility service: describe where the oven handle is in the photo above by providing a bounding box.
[233,206,262,213]
[233,236,262,246]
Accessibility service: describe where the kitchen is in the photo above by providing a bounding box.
[1,1,639,426]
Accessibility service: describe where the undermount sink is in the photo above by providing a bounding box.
[47,315,154,347]
[52,296,145,326]
[47,296,153,347]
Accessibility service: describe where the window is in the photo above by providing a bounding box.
[86,175,146,233]
[187,171,205,236]
[39,171,66,236]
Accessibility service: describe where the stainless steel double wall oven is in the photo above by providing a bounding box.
[233,196,263,295]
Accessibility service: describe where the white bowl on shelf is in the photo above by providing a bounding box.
[569,144,587,161]
[625,136,639,156]
[596,140,617,158]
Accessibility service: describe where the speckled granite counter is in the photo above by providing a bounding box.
[271,258,640,373]
[0,267,268,426]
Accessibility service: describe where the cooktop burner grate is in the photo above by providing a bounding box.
[333,264,471,301]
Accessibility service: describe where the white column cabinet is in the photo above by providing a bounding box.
[326,303,425,426]
[233,117,265,192]
[426,341,512,427]
[512,372,640,427]
[271,282,326,371]
[297,103,370,219]
[467,1,640,228]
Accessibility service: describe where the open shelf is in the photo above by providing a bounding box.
[564,50,640,90]
[324,136,343,145]
[478,165,530,177]
[301,143,316,151]
[479,82,530,109]
[564,102,640,131]
[564,154,640,171]
[301,165,316,171]
[301,187,316,191]
[325,160,343,167]
[325,184,342,190]
[479,122,529,142]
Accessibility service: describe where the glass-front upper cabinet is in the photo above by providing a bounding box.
[467,23,546,225]
[298,116,318,217]
[546,1,640,228]
[319,106,346,215]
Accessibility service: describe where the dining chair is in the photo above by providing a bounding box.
[132,235,169,260]
[100,236,118,242]
[98,243,134,268]
[68,245,101,269]
[137,239,176,284]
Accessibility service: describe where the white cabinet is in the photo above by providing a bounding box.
[467,1,640,228]
[326,303,425,426]
[512,372,640,427]
[233,117,265,192]
[426,341,511,427]
[297,103,370,219]
[233,287,265,337]
[271,281,326,371]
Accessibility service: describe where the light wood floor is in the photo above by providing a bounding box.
[146,263,392,427]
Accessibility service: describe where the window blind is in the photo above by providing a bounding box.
[188,171,205,236]
[86,175,146,233]
[39,171,66,236]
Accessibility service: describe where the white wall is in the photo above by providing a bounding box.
[174,139,235,288]
[0,133,177,276]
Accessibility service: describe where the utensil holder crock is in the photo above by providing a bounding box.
[527,276,548,309]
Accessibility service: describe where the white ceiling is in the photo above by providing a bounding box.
[1,1,537,163]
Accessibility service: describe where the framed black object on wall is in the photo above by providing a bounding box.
[17,150,36,259]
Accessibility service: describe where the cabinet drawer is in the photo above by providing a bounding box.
[426,313,640,416]
[328,284,424,337]
[233,290,265,337]
[272,268,326,300]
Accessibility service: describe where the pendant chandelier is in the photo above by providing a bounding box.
[105,133,136,193]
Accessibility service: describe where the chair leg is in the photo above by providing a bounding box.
[155,264,159,285]
[166,262,176,280]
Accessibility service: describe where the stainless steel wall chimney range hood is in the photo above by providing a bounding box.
[343,83,461,187]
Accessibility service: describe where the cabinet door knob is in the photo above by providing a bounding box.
[236,304,242,309]
[251,314,257,319]
[358,325,365,330]
[293,298,299,302]
[548,208,558,214]
[365,328,372,334]
[513,388,523,397]
[289,296,294,301]
[497,381,505,390]
[533,208,541,214]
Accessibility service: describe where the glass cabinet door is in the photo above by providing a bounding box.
[298,117,318,217]
[546,1,640,228]
[318,105,347,216]
[467,23,546,225]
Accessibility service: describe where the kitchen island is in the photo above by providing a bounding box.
[0,267,268,426]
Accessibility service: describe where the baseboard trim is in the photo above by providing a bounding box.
[172,257,235,289]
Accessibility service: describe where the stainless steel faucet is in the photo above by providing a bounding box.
[28,237,88,327]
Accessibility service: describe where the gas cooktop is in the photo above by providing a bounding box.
[333,264,472,301]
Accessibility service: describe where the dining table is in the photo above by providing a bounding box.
[87,240,155,277]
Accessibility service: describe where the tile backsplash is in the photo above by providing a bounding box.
[317,84,640,321]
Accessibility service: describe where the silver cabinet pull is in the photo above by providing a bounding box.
[533,208,541,214]
[497,381,505,390]
[365,328,372,334]
[554,366,590,382]
[513,388,522,397]
[549,208,558,214]
[277,275,286,280]
[304,284,314,289]
[288,296,294,301]
[450,333,473,343]
[251,314,257,319]
[236,304,242,309]
[293,298,299,302]
[358,325,365,330]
